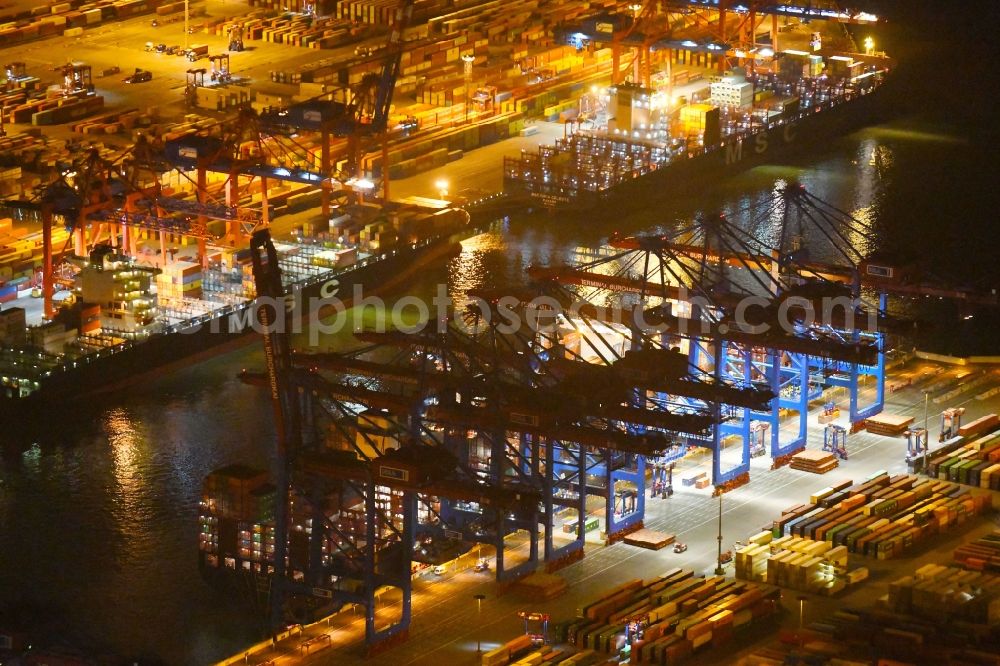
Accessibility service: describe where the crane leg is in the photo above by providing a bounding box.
[321,127,331,218]
[42,204,54,320]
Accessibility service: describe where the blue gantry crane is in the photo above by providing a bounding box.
[245,228,547,653]
[527,183,890,488]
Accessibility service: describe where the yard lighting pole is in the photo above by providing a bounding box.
[923,390,930,471]
[474,594,486,653]
[715,488,725,576]
[462,54,475,124]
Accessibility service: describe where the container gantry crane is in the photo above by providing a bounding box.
[272,302,693,588]
[167,0,416,220]
[18,135,269,322]
[257,0,417,213]
[245,227,552,653]
[559,0,879,86]
[532,181,998,486]
[524,183,888,487]
[307,296,749,576]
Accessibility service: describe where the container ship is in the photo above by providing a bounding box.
[0,200,468,413]
[503,48,893,213]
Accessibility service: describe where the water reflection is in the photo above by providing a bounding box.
[105,408,140,492]
[450,232,508,308]
[103,408,152,568]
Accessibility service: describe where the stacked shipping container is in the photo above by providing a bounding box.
[954,530,1000,573]
[736,531,857,595]
[927,427,1000,490]
[198,464,277,572]
[0,0,170,46]
[548,569,780,665]
[889,563,1000,625]
[771,473,992,561]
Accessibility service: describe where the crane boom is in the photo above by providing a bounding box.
[372,0,416,134]
[248,229,299,636]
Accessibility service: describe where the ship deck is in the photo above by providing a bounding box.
[0,232,429,394]
[504,53,891,200]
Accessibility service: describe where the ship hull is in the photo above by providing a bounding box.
[504,89,886,215]
[2,235,461,414]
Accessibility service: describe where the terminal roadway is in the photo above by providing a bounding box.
[230,360,1000,666]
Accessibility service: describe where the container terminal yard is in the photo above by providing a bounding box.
[1,1,999,665]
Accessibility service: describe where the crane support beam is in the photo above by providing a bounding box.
[151,196,262,225]
[92,210,214,240]
[546,355,774,411]
[608,236,854,283]
[293,352,447,387]
[239,370,419,414]
[528,292,879,365]
[41,204,54,320]
[424,402,694,455]
[529,265,685,300]
[249,230,301,637]
[298,452,540,510]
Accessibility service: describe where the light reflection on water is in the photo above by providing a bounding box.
[0,119,969,664]
[0,354,274,664]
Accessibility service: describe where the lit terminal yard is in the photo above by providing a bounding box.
[1,1,997,666]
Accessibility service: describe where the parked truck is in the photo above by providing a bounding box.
[186,44,208,62]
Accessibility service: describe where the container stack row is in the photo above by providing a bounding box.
[191,85,252,113]
[736,531,864,595]
[3,88,105,127]
[862,412,914,436]
[0,134,51,195]
[0,218,71,290]
[333,0,607,35]
[245,0,310,12]
[216,12,364,50]
[954,530,1000,573]
[744,607,999,665]
[425,0,615,43]
[155,260,202,302]
[889,563,1000,625]
[551,569,780,665]
[788,449,838,474]
[481,635,542,666]
[339,0,473,27]
[743,548,999,664]
[958,413,999,437]
[0,0,171,46]
[927,425,1000,489]
[771,473,992,560]
[0,75,42,125]
[260,8,615,119]
[71,107,151,135]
